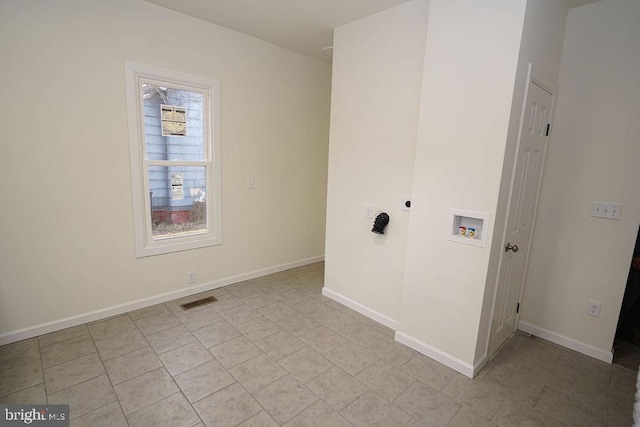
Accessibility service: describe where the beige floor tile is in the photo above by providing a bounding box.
[241,292,279,309]
[394,381,460,425]
[558,351,612,390]
[401,353,456,391]
[337,322,386,348]
[0,383,47,404]
[238,411,279,426]
[134,311,181,336]
[521,360,578,395]
[210,336,262,368]
[313,309,360,332]
[341,390,411,427]
[39,326,90,348]
[44,353,104,394]
[603,412,634,427]
[174,359,235,403]
[178,306,224,332]
[104,346,162,385]
[442,374,507,420]
[355,360,415,401]
[493,398,563,427]
[448,407,497,427]
[88,316,136,341]
[229,353,288,393]
[276,312,322,337]
[367,337,417,368]
[274,290,312,306]
[293,299,332,318]
[236,317,282,342]
[126,392,200,427]
[509,335,563,365]
[71,401,128,427]
[255,330,307,361]
[278,347,334,383]
[325,342,379,376]
[192,321,240,349]
[127,303,170,321]
[48,374,117,420]
[534,385,603,426]
[489,347,529,372]
[225,281,262,298]
[253,375,319,424]
[256,280,293,295]
[193,383,262,426]
[95,329,148,361]
[41,334,97,369]
[147,325,197,354]
[158,341,213,376]
[219,305,263,326]
[283,400,352,427]
[0,338,40,369]
[113,367,179,415]
[304,288,331,303]
[3,263,635,427]
[258,302,299,321]
[484,363,546,406]
[306,366,368,412]
[610,366,636,395]
[0,359,43,396]
[298,326,347,355]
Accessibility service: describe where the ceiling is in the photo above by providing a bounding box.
[143,0,602,63]
[143,0,412,62]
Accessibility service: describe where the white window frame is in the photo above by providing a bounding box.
[125,61,222,258]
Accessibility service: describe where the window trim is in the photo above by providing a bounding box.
[125,61,222,258]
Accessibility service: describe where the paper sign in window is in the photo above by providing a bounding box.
[171,172,184,200]
[161,105,187,136]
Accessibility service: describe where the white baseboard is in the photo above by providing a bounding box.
[320,288,399,330]
[0,255,324,346]
[517,321,613,363]
[394,332,475,378]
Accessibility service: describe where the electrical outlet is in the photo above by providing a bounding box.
[587,300,601,317]
[187,271,196,285]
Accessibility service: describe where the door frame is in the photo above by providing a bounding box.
[485,63,557,360]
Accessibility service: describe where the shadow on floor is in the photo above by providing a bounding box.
[613,336,640,372]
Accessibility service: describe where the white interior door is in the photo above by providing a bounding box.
[488,80,553,357]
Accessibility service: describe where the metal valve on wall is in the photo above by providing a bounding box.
[372,212,390,234]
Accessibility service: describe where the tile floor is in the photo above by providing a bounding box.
[0,262,636,426]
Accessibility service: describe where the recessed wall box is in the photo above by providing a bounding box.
[448,209,490,248]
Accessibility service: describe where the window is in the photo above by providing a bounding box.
[125,62,222,257]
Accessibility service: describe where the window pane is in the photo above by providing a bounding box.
[149,165,207,238]
[142,83,204,161]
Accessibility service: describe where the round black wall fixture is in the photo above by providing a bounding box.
[372,212,390,234]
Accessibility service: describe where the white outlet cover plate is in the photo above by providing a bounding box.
[591,201,622,220]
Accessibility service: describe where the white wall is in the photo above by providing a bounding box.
[324,0,428,323]
[521,0,640,354]
[476,0,567,362]
[397,0,527,366]
[0,0,331,338]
